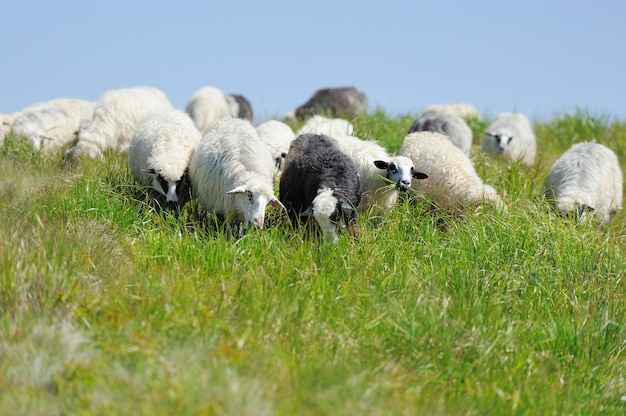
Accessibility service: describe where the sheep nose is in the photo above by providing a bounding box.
[399,179,411,191]
[254,216,265,229]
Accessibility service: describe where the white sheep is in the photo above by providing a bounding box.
[399,131,505,210]
[67,87,173,158]
[1,98,94,148]
[255,120,295,174]
[127,109,202,209]
[185,86,232,132]
[408,112,473,154]
[423,103,482,120]
[544,142,623,224]
[332,134,428,211]
[189,118,284,231]
[482,112,536,166]
[296,115,354,138]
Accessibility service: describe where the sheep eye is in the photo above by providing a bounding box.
[247,190,253,203]
[507,136,514,144]
[389,163,398,174]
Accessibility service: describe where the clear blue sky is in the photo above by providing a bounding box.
[1,0,625,122]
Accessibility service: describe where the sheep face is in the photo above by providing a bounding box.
[485,129,514,153]
[144,168,191,209]
[227,184,285,230]
[373,157,428,191]
[310,189,358,242]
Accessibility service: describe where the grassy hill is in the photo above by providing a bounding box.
[1,109,625,415]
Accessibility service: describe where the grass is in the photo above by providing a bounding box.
[1,109,625,415]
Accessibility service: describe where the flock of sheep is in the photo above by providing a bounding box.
[1,85,623,240]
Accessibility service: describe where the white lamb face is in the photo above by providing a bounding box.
[373,157,428,191]
[487,129,514,152]
[146,170,181,205]
[228,185,285,230]
[312,189,339,242]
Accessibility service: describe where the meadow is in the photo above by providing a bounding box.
[1,109,625,415]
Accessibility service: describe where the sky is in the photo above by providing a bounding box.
[1,0,625,123]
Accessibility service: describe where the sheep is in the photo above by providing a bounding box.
[226,94,254,122]
[408,112,473,154]
[423,103,481,120]
[1,98,94,147]
[189,118,284,231]
[544,142,623,224]
[127,109,202,210]
[67,86,173,158]
[255,120,295,174]
[293,86,368,120]
[279,133,361,241]
[296,115,354,138]
[185,86,232,132]
[399,131,505,211]
[332,134,428,211]
[482,112,536,166]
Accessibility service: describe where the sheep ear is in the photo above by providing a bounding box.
[340,201,354,211]
[141,168,157,175]
[412,169,428,179]
[301,206,313,216]
[373,160,389,169]
[270,198,286,211]
[227,185,247,195]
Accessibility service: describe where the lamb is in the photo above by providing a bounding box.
[189,118,284,231]
[255,120,295,174]
[482,112,536,166]
[399,131,505,211]
[127,109,202,210]
[279,133,361,241]
[67,86,173,158]
[226,94,254,122]
[544,142,623,224]
[423,103,481,120]
[296,115,354,138]
[185,86,232,132]
[408,112,473,154]
[332,134,428,211]
[293,86,368,120]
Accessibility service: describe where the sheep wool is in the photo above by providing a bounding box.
[408,112,473,155]
[189,118,284,231]
[255,120,295,174]
[68,86,173,158]
[186,86,232,132]
[279,133,361,241]
[127,109,202,209]
[423,103,481,120]
[296,115,354,138]
[545,142,623,224]
[482,112,536,166]
[294,86,368,120]
[333,134,427,211]
[399,131,504,210]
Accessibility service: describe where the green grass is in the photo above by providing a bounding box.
[1,111,625,415]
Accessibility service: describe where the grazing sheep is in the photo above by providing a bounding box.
[189,118,284,231]
[255,120,295,174]
[333,134,428,211]
[544,142,623,224]
[67,86,173,158]
[423,103,481,120]
[408,112,473,154]
[293,86,368,120]
[482,112,536,166]
[186,86,232,132]
[1,98,94,147]
[279,133,361,241]
[296,115,354,138]
[226,94,254,122]
[399,131,505,211]
[127,109,202,210]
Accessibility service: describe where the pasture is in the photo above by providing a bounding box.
[1,109,625,415]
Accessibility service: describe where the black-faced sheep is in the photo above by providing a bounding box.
[189,118,284,231]
[544,142,623,224]
[127,109,202,210]
[67,86,173,158]
[482,112,536,166]
[279,133,361,241]
[408,112,473,155]
[293,87,368,120]
[399,131,505,211]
